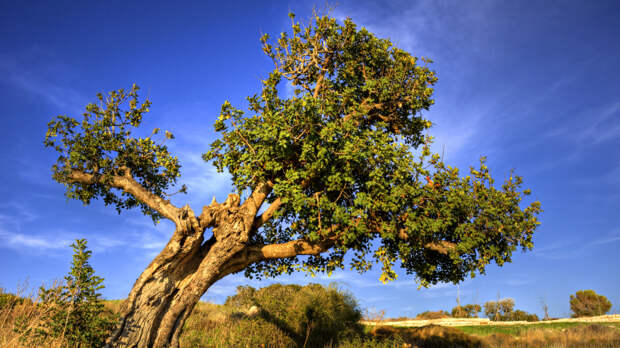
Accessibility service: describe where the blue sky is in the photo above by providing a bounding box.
[1,0,618,319]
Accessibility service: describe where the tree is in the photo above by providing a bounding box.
[37,239,114,347]
[570,290,612,317]
[44,12,541,348]
[452,304,481,318]
[484,298,515,321]
[483,298,538,321]
[540,295,550,320]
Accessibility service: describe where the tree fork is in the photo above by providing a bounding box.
[106,192,263,347]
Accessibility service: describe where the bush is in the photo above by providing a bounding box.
[451,304,482,318]
[224,283,362,347]
[508,309,539,322]
[570,289,612,317]
[415,310,450,319]
[0,290,30,310]
[34,239,115,347]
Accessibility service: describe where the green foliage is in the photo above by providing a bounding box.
[508,309,539,322]
[36,239,115,347]
[484,298,515,321]
[224,283,362,347]
[0,289,30,310]
[45,11,541,289]
[44,85,182,222]
[483,298,538,321]
[570,290,612,317]
[181,310,297,348]
[452,304,482,318]
[204,12,541,285]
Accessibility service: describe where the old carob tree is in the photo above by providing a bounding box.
[44,12,541,348]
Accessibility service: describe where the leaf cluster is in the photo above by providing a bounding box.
[205,12,541,286]
[45,85,182,221]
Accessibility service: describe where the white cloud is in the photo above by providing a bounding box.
[0,229,72,250]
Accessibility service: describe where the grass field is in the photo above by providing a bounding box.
[2,289,620,347]
[455,320,620,336]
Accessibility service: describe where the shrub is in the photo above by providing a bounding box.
[415,310,450,319]
[570,289,612,317]
[34,239,115,347]
[0,290,30,310]
[508,309,539,322]
[224,283,362,347]
[451,304,482,318]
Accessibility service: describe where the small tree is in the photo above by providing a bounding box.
[570,290,612,317]
[37,239,115,347]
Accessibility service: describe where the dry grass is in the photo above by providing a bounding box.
[363,314,620,328]
[2,287,619,348]
[359,323,620,348]
[481,324,620,347]
[0,284,65,348]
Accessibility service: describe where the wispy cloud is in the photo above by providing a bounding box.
[0,229,72,250]
[533,229,620,260]
[176,151,232,204]
[544,101,620,146]
[0,54,86,113]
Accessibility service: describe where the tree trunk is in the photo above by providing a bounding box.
[106,202,252,348]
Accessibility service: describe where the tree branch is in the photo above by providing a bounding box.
[218,237,336,278]
[425,241,456,255]
[67,170,182,224]
[244,181,274,216]
[252,197,282,231]
[247,238,335,261]
[397,228,456,255]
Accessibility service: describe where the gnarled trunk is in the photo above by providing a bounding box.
[106,201,252,348]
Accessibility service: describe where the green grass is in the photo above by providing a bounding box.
[454,321,620,336]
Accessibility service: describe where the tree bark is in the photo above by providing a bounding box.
[105,196,253,348]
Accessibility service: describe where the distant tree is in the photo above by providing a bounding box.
[484,298,515,321]
[44,11,541,347]
[452,304,482,318]
[37,239,115,347]
[540,295,550,320]
[510,309,539,322]
[483,298,539,321]
[570,290,612,317]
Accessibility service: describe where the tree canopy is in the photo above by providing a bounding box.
[45,12,541,288]
[570,290,612,317]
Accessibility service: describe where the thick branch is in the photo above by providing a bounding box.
[247,238,335,261]
[244,181,274,215]
[397,228,456,255]
[67,170,182,224]
[251,197,282,231]
[218,237,336,278]
[425,241,457,255]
